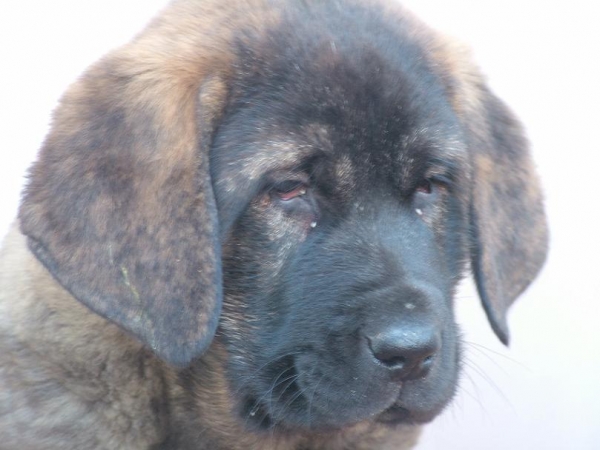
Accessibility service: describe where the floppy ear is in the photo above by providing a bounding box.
[19,50,228,366]
[463,83,548,345]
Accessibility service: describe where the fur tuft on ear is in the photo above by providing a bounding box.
[464,83,548,344]
[19,39,229,366]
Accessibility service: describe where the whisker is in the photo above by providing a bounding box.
[465,341,530,372]
[242,367,297,429]
[462,356,516,414]
[307,372,325,426]
[234,351,304,395]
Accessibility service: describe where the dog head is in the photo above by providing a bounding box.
[18,0,547,436]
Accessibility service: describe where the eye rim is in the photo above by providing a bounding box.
[415,179,433,195]
[271,180,309,201]
[413,174,452,196]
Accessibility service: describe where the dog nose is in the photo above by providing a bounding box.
[367,324,439,381]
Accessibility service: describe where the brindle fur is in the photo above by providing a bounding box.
[0,0,547,449]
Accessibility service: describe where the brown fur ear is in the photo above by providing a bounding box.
[19,49,228,366]
[462,82,548,344]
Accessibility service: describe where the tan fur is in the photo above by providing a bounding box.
[0,225,421,450]
[0,225,168,448]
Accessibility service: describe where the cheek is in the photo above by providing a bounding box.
[219,204,310,369]
[221,199,310,293]
[413,189,450,229]
[420,202,448,230]
[257,195,317,241]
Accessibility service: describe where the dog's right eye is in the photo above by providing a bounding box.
[272,181,309,202]
[267,177,319,227]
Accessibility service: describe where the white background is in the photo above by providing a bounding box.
[0,1,598,449]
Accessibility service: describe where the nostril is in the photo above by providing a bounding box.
[368,341,408,369]
[420,354,435,372]
[366,326,439,381]
[378,354,407,370]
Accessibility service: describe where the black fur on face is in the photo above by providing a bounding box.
[209,7,471,433]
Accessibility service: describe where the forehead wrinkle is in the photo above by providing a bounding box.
[236,121,333,182]
[239,140,315,185]
[427,135,469,178]
[215,138,318,200]
[392,127,467,189]
[403,127,467,163]
[334,154,356,191]
[239,139,315,181]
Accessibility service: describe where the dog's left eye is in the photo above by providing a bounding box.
[414,175,451,197]
[272,181,308,201]
[415,179,433,195]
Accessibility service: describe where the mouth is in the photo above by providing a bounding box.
[240,369,419,432]
[242,390,422,433]
[375,387,450,427]
[236,346,448,432]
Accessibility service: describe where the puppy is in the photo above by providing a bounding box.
[0,0,548,449]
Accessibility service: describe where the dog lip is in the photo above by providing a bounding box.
[376,394,445,426]
[376,402,412,425]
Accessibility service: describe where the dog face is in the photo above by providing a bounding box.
[16,0,548,443]
[211,31,469,429]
